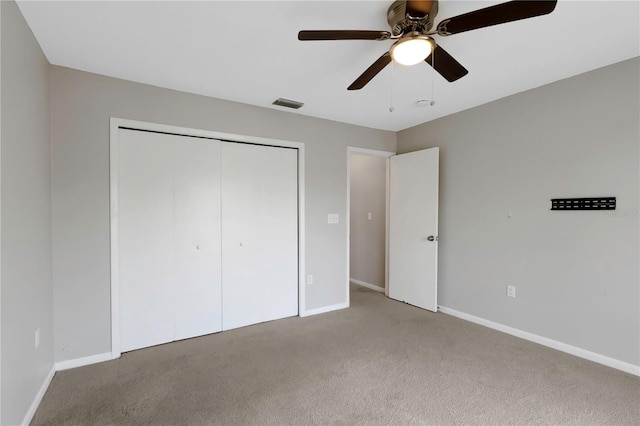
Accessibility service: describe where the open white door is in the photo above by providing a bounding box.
[389,147,439,312]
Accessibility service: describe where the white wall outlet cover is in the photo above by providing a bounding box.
[307,274,313,285]
[327,213,339,224]
[367,212,373,220]
[507,285,516,298]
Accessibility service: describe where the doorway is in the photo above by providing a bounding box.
[347,148,394,302]
[347,146,440,312]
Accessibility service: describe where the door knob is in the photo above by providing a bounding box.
[427,235,437,242]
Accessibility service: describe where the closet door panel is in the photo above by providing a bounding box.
[119,130,176,352]
[220,143,263,330]
[221,142,298,330]
[119,129,222,352]
[173,138,222,340]
[258,147,298,323]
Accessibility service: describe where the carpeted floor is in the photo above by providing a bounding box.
[32,285,639,425]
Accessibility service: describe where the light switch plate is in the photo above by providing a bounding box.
[328,213,339,224]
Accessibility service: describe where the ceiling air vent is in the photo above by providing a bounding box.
[272,98,304,109]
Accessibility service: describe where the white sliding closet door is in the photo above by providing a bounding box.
[119,129,222,352]
[221,142,298,330]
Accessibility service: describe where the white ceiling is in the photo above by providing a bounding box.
[17,0,640,132]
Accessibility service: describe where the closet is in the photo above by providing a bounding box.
[117,129,298,353]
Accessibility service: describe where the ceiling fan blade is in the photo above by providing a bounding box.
[425,44,468,82]
[436,0,557,36]
[298,30,391,41]
[406,0,435,18]
[348,52,392,90]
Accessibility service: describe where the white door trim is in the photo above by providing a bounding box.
[109,117,306,359]
[346,147,395,306]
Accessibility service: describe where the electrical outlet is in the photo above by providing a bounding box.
[35,328,40,349]
[367,212,373,221]
[307,274,313,285]
[507,285,516,298]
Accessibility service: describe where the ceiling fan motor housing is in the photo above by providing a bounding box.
[387,0,438,36]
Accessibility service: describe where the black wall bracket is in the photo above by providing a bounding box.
[551,197,616,211]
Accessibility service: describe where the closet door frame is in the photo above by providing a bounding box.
[109,117,306,360]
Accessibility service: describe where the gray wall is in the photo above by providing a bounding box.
[398,58,640,366]
[50,66,396,362]
[350,154,387,289]
[1,1,54,424]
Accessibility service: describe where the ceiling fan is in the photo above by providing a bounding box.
[298,0,557,90]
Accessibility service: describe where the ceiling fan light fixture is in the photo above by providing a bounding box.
[391,34,434,66]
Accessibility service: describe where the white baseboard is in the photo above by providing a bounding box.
[301,302,349,317]
[350,279,384,293]
[21,365,55,426]
[55,352,112,371]
[438,306,640,377]
[21,352,112,425]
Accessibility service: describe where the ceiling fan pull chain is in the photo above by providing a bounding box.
[389,61,395,112]
[430,47,436,106]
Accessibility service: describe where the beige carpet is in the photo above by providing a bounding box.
[32,285,639,425]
